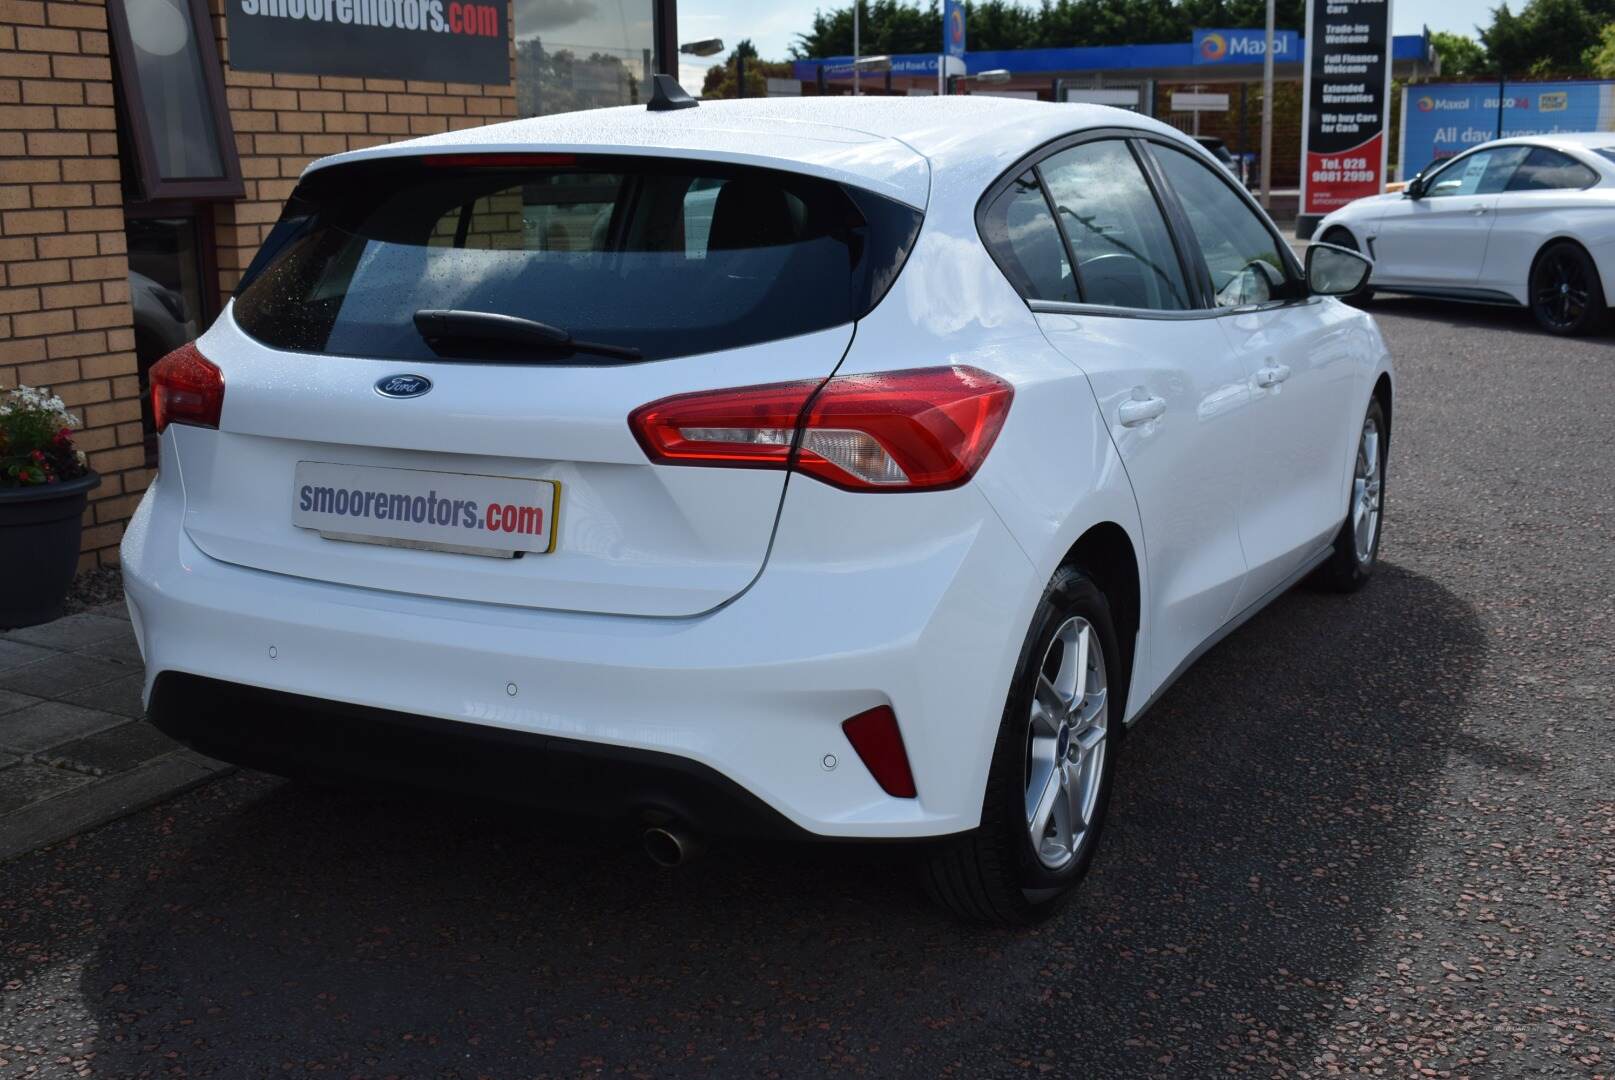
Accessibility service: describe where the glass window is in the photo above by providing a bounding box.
[127,215,209,467]
[108,0,241,198]
[979,171,1076,303]
[1152,144,1289,308]
[1037,140,1190,311]
[1423,146,1529,198]
[233,157,923,365]
[515,0,656,117]
[1506,147,1599,191]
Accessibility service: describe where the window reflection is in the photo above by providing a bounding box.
[127,216,206,466]
[122,0,225,179]
[514,0,656,117]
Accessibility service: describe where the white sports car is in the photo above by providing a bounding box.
[124,87,1391,922]
[1316,132,1615,335]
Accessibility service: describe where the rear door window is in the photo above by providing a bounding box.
[1037,139,1192,311]
[232,156,922,364]
[1506,147,1599,191]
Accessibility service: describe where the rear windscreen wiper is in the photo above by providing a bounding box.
[413,309,643,363]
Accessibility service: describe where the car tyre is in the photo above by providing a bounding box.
[1315,396,1387,593]
[1530,241,1608,336]
[923,566,1121,924]
[1321,228,1374,306]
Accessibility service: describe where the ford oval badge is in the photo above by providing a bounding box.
[375,374,432,399]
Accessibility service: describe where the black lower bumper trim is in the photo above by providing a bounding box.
[147,672,809,839]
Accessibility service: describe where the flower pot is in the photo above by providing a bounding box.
[0,471,101,629]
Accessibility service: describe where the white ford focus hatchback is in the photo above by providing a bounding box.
[1316,132,1615,335]
[124,91,1393,922]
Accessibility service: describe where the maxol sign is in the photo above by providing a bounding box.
[1193,28,1301,64]
[1400,80,1615,178]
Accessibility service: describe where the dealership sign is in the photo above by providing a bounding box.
[227,0,509,83]
[1400,80,1615,178]
[1192,29,1300,65]
[1299,0,1393,215]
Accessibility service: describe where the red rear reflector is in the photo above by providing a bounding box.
[421,153,576,168]
[628,366,1012,492]
[150,342,224,433]
[841,706,917,798]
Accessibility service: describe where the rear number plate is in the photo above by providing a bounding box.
[293,461,558,557]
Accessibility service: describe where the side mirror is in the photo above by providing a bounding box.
[1405,174,1425,199]
[1306,242,1373,297]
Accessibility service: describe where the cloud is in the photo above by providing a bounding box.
[514,0,597,33]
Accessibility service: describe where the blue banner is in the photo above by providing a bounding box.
[1193,28,1300,65]
[1400,80,1615,178]
[945,0,966,59]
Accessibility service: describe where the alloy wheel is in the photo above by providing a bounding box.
[1024,616,1108,871]
[1533,250,1591,331]
[1352,415,1382,565]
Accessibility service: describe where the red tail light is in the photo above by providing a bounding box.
[150,343,224,433]
[628,366,1013,492]
[841,706,917,798]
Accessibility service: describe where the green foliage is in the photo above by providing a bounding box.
[1587,21,1615,76]
[702,40,798,98]
[1479,0,1604,75]
[1430,31,1488,77]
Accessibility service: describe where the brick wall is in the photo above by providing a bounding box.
[0,0,146,568]
[0,0,516,568]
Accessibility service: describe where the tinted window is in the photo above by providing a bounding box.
[232,157,921,364]
[1507,147,1598,191]
[1038,140,1190,311]
[979,171,1077,302]
[1424,146,1529,197]
[1152,144,1290,308]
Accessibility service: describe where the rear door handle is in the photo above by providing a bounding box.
[1118,395,1166,427]
[1254,363,1291,388]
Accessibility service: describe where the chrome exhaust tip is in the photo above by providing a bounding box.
[643,825,702,868]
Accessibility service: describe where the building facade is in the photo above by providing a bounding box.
[1,0,674,568]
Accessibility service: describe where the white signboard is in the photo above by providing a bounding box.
[1172,92,1231,112]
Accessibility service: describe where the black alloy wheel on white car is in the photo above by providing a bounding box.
[1529,241,1608,337]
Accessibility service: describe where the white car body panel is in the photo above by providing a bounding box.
[1319,132,1615,306]
[125,98,1394,838]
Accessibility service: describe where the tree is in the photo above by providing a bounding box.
[1480,0,1602,75]
[702,39,796,98]
[1587,21,1615,75]
[1430,30,1488,77]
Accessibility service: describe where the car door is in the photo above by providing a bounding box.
[990,136,1255,695]
[1371,145,1527,287]
[1146,140,1363,608]
[1478,146,1603,300]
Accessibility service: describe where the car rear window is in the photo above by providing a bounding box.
[231,155,922,364]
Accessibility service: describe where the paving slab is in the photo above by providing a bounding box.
[0,700,129,755]
[0,761,91,815]
[3,613,133,651]
[58,672,145,719]
[0,689,43,717]
[0,651,131,698]
[0,639,54,674]
[37,721,180,777]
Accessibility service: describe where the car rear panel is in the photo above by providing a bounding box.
[173,313,853,617]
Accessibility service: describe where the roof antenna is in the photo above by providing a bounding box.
[647,74,698,112]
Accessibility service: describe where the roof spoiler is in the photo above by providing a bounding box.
[647,74,698,112]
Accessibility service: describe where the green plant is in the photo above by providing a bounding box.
[0,385,88,487]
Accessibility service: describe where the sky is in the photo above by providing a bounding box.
[511,0,1508,91]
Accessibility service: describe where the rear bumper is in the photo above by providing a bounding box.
[148,672,808,838]
[122,462,1040,839]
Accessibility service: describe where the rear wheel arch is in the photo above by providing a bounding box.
[1530,235,1606,294]
[1058,522,1140,710]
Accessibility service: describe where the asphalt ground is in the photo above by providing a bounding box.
[1,296,1612,1079]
